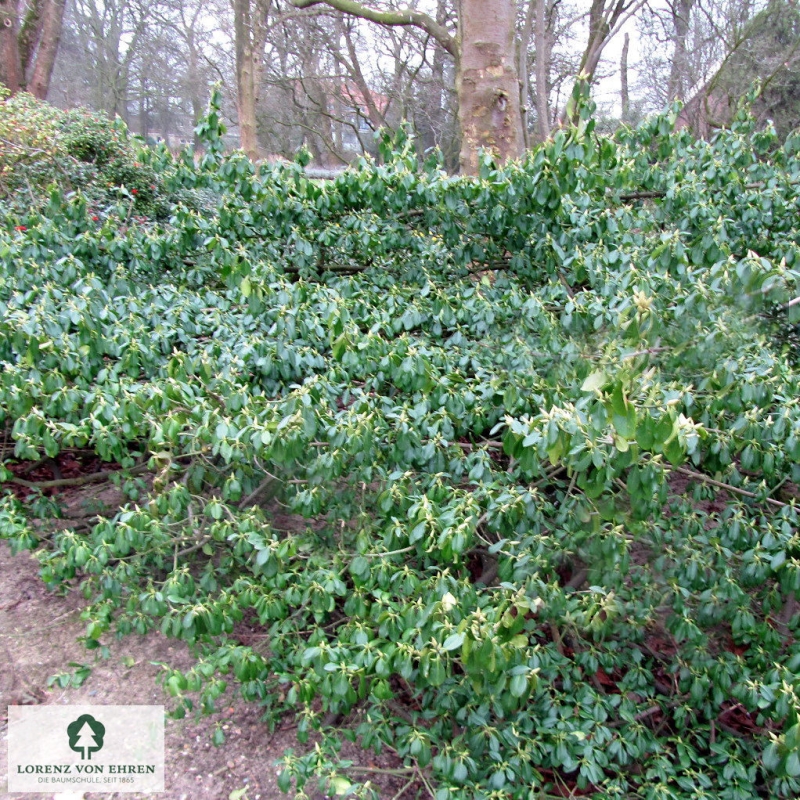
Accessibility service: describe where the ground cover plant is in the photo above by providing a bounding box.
[2,85,800,799]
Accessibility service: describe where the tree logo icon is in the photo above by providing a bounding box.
[67,714,105,760]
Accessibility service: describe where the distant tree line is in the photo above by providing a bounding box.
[1,0,799,172]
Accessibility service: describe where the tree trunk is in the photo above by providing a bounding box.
[1,0,64,97]
[579,0,610,80]
[0,0,22,93]
[430,0,448,147]
[139,74,148,137]
[289,0,524,172]
[234,0,260,159]
[237,41,259,158]
[303,45,338,167]
[667,0,694,101]
[457,0,524,174]
[620,31,629,121]
[188,32,204,148]
[27,0,65,98]
[17,0,45,78]
[533,0,550,141]
[518,0,535,149]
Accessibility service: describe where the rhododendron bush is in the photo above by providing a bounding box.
[2,86,800,799]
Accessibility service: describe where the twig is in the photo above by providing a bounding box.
[549,623,566,657]
[342,766,415,776]
[531,465,566,488]
[363,545,415,558]
[623,346,669,359]
[5,463,148,489]
[558,272,575,298]
[565,567,588,590]
[0,608,81,636]
[391,775,418,800]
[617,177,800,204]
[618,190,665,201]
[454,440,503,451]
[607,705,663,728]
[767,475,791,498]
[414,764,436,799]
[283,262,370,275]
[206,391,226,407]
[673,466,788,509]
[176,535,214,558]
[239,474,279,508]
[466,261,510,273]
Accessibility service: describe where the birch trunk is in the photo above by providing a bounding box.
[457,0,524,174]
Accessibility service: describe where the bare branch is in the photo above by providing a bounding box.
[288,0,456,57]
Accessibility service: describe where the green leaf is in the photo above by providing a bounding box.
[762,742,781,772]
[635,416,655,450]
[443,632,465,651]
[509,673,528,697]
[349,555,369,579]
[332,334,348,361]
[653,413,675,444]
[609,384,636,439]
[329,776,352,796]
[663,436,685,466]
[277,770,291,793]
[581,371,607,392]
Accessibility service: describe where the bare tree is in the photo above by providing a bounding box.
[576,0,645,88]
[53,0,151,119]
[149,0,216,138]
[706,0,800,137]
[254,3,457,167]
[637,0,800,138]
[288,0,524,174]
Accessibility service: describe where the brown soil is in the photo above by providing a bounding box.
[0,475,414,800]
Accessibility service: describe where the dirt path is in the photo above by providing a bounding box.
[0,542,407,800]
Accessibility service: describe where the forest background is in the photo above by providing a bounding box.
[2,0,800,171]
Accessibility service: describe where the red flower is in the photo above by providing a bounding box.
[131,189,138,195]
[15,225,26,231]
[150,184,156,190]
[91,215,99,221]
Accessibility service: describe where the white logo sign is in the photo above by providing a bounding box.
[7,705,165,793]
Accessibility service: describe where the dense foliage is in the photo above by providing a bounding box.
[3,86,800,799]
[0,89,187,218]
